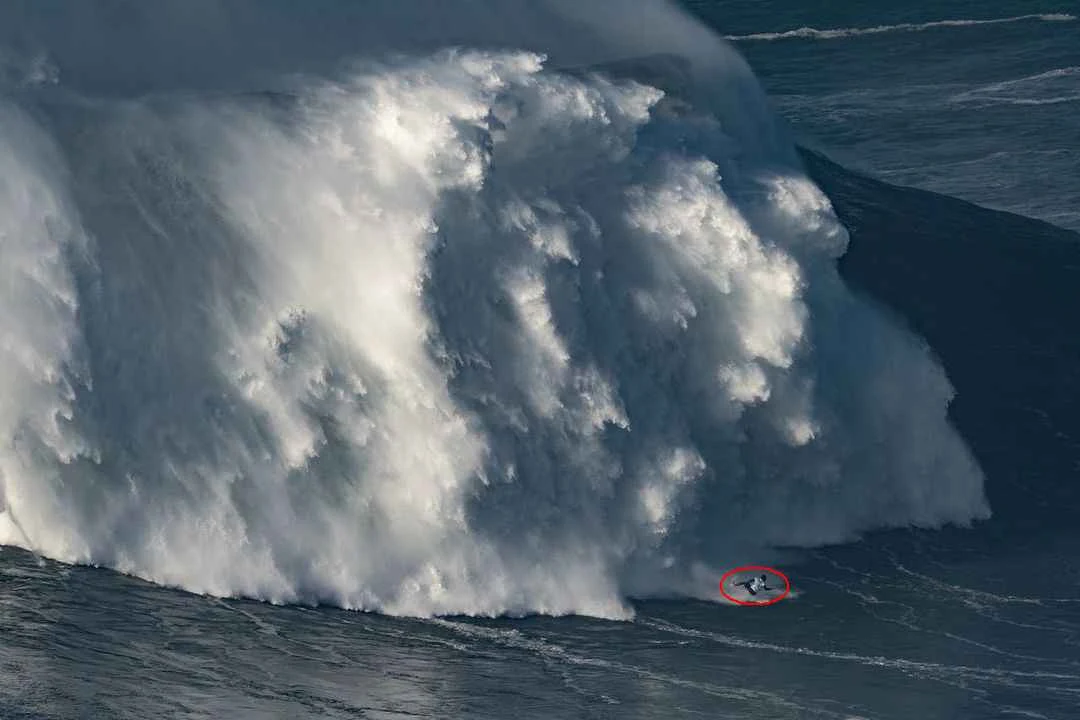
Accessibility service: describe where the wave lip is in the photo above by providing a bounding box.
[725,13,1075,42]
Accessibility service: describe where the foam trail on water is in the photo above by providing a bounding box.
[725,13,1075,42]
[0,0,988,618]
[950,66,1080,107]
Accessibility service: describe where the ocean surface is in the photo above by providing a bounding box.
[704,0,1080,232]
[0,1,1078,718]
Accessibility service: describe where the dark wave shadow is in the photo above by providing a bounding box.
[803,147,1080,537]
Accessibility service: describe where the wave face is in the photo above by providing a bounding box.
[0,0,987,618]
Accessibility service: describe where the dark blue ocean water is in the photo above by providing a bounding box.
[1,2,1078,719]
[694,0,1080,231]
[5,527,1080,718]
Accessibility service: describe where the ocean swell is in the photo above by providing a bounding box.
[0,1,987,618]
[724,13,1075,42]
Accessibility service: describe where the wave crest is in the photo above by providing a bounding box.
[725,13,1075,42]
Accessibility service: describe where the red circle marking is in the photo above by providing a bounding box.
[719,565,791,606]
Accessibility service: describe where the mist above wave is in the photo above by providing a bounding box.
[0,1,987,618]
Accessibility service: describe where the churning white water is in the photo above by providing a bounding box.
[0,0,987,618]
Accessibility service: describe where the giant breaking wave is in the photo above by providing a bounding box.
[0,0,987,618]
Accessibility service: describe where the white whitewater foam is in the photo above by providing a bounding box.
[0,1,989,618]
[0,103,97,561]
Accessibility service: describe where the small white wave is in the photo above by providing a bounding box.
[950,66,1080,107]
[726,13,1075,42]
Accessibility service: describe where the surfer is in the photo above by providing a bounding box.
[734,574,772,596]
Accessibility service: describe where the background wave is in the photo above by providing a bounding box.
[724,13,1075,42]
[0,0,987,618]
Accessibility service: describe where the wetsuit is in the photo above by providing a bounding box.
[736,576,770,596]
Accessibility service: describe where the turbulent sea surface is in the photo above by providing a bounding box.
[0,1,1077,718]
